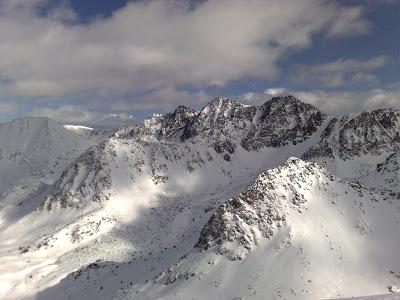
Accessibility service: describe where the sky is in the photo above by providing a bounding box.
[0,0,399,127]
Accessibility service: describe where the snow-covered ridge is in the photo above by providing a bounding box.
[2,97,400,300]
[0,117,98,194]
[195,157,400,260]
[41,96,400,213]
[43,142,112,210]
[303,108,400,160]
[127,157,400,300]
[196,158,332,260]
[43,96,330,211]
[119,95,327,149]
[0,117,89,165]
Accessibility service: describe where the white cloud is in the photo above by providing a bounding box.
[109,87,210,112]
[264,88,288,97]
[326,6,370,38]
[47,1,78,23]
[293,89,400,113]
[293,56,388,87]
[238,86,400,114]
[0,100,19,115]
[241,88,287,104]
[0,0,370,102]
[351,73,379,84]
[29,105,134,128]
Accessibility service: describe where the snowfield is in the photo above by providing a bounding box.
[0,96,399,300]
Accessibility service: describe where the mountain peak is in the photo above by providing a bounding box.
[266,95,320,111]
[173,105,196,114]
[119,95,329,149]
[209,96,234,105]
[195,157,330,260]
[242,95,327,150]
[0,117,65,138]
[269,94,298,102]
[161,105,197,138]
[199,97,242,115]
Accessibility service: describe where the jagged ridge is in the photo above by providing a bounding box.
[195,158,333,260]
[304,109,400,160]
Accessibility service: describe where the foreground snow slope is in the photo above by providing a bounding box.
[131,158,400,300]
[0,96,399,299]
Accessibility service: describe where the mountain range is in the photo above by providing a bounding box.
[0,96,399,300]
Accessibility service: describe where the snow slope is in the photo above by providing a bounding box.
[0,117,95,185]
[0,97,400,300]
[0,117,106,232]
[137,158,400,300]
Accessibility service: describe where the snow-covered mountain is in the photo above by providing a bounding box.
[0,117,91,170]
[0,117,93,200]
[137,158,400,300]
[0,96,399,300]
[0,117,107,234]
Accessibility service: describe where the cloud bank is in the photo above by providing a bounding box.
[29,105,135,128]
[2,0,397,125]
[0,0,369,100]
[239,85,400,115]
[293,56,388,87]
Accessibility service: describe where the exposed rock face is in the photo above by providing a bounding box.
[375,151,400,191]
[196,158,332,260]
[160,105,197,139]
[302,118,337,160]
[304,109,400,160]
[242,96,327,150]
[118,96,327,150]
[181,97,256,141]
[195,157,400,261]
[43,96,329,210]
[377,152,400,173]
[213,140,236,154]
[124,113,166,141]
[43,142,112,209]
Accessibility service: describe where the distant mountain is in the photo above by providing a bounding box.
[303,109,400,160]
[0,117,90,166]
[0,117,97,193]
[1,97,400,300]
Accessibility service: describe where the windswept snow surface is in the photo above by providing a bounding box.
[0,97,400,300]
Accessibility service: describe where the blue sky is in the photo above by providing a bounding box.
[0,0,399,127]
